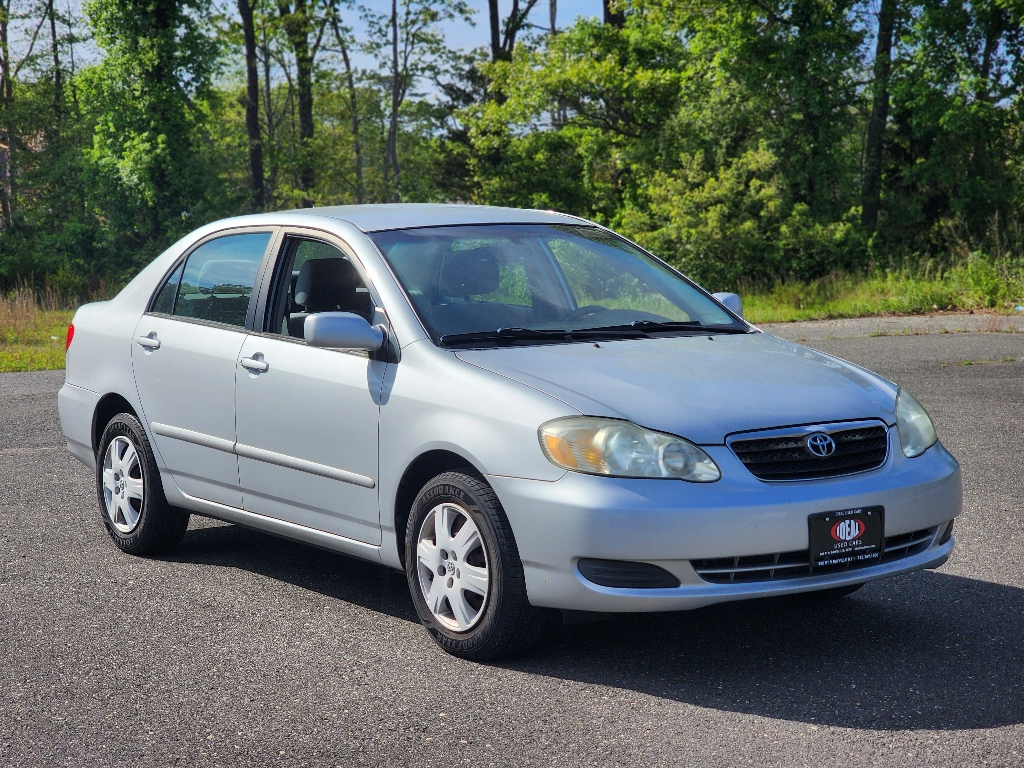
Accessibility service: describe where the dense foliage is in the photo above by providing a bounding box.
[0,0,1021,295]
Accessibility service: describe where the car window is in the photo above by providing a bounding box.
[266,238,373,338]
[151,261,184,314]
[370,224,740,344]
[173,232,271,328]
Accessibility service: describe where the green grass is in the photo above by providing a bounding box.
[940,356,1020,368]
[0,342,69,372]
[0,288,73,372]
[741,258,1024,324]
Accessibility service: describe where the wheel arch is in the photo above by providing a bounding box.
[92,392,141,455]
[392,449,484,568]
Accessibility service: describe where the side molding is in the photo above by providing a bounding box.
[150,421,375,489]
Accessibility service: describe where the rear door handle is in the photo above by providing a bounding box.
[240,356,269,372]
[135,334,160,349]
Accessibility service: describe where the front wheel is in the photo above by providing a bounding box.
[405,471,551,660]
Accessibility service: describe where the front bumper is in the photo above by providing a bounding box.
[488,429,962,612]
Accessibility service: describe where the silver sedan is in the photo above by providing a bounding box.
[58,204,961,659]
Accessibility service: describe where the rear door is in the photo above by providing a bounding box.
[132,229,277,507]
[233,233,385,544]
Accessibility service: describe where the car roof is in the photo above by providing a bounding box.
[281,203,587,233]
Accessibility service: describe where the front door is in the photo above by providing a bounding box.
[234,236,385,545]
[132,230,274,507]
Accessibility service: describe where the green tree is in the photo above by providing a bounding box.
[80,0,222,271]
[882,0,1024,254]
[463,18,685,218]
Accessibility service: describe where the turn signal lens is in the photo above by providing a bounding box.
[543,433,578,468]
[65,323,74,351]
[539,417,720,482]
[896,388,937,458]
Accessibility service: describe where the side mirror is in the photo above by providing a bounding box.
[304,312,386,351]
[712,292,743,318]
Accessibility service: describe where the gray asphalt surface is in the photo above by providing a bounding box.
[2,330,1023,768]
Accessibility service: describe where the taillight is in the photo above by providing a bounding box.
[65,323,74,351]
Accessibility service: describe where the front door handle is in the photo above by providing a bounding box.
[240,356,269,372]
[135,334,160,349]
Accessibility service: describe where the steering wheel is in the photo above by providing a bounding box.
[567,305,607,320]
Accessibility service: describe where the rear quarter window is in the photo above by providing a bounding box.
[151,262,184,314]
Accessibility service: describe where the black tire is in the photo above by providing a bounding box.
[96,413,190,555]
[405,471,552,660]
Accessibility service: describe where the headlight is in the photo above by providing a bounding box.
[538,417,721,482]
[896,388,937,458]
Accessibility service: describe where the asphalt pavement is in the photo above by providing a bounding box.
[1,327,1023,767]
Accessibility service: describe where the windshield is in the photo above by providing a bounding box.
[369,224,745,346]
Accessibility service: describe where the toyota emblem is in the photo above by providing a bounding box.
[806,433,836,458]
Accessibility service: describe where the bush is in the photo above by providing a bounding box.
[617,144,864,289]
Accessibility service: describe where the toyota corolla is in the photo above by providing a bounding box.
[58,204,961,659]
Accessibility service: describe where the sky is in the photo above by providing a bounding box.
[354,0,602,48]
[347,0,602,66]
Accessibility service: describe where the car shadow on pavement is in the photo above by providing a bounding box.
[168,522,1022,732]
[516,570,1024,732]
[167,519,418,623]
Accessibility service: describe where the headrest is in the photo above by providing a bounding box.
[195,259,259,292]
[438,247,500,298]
[294,257,360,308]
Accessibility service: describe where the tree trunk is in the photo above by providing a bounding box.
[860,0,896,234]
[488,0,501,61]
[502,0,523,55]
[260,22,276,204]
[969,11,1003,188]
[0,0,14,227]
[602,0,623,28]
[238,0,265,211]
[386,0,400,201]
[46,0,66,215]
[65,0,76,104]
[331,17,363,204]
[46,0,62,119]
[279,0,315,206]
[488,0,538,63]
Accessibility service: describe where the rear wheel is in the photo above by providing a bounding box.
[405,471,551,660]
[96,413,190,555]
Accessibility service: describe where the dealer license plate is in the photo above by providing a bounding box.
[808,506,884,570]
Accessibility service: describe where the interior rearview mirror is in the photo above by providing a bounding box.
[304,312,386,351]
[711,292,743,318]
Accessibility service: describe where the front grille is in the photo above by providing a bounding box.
[730,424,889,481]
[691,526,938,584]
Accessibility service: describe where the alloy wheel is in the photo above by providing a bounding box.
[416,503,490,632]
[101,436,144,533]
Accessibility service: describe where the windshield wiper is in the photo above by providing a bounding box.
[439,320,748,348]
[570,320,706,335]
[440,325,651,347]
[439,327,570,347]
[605,320,749,335]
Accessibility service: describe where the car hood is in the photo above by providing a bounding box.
[455,332,898,444]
